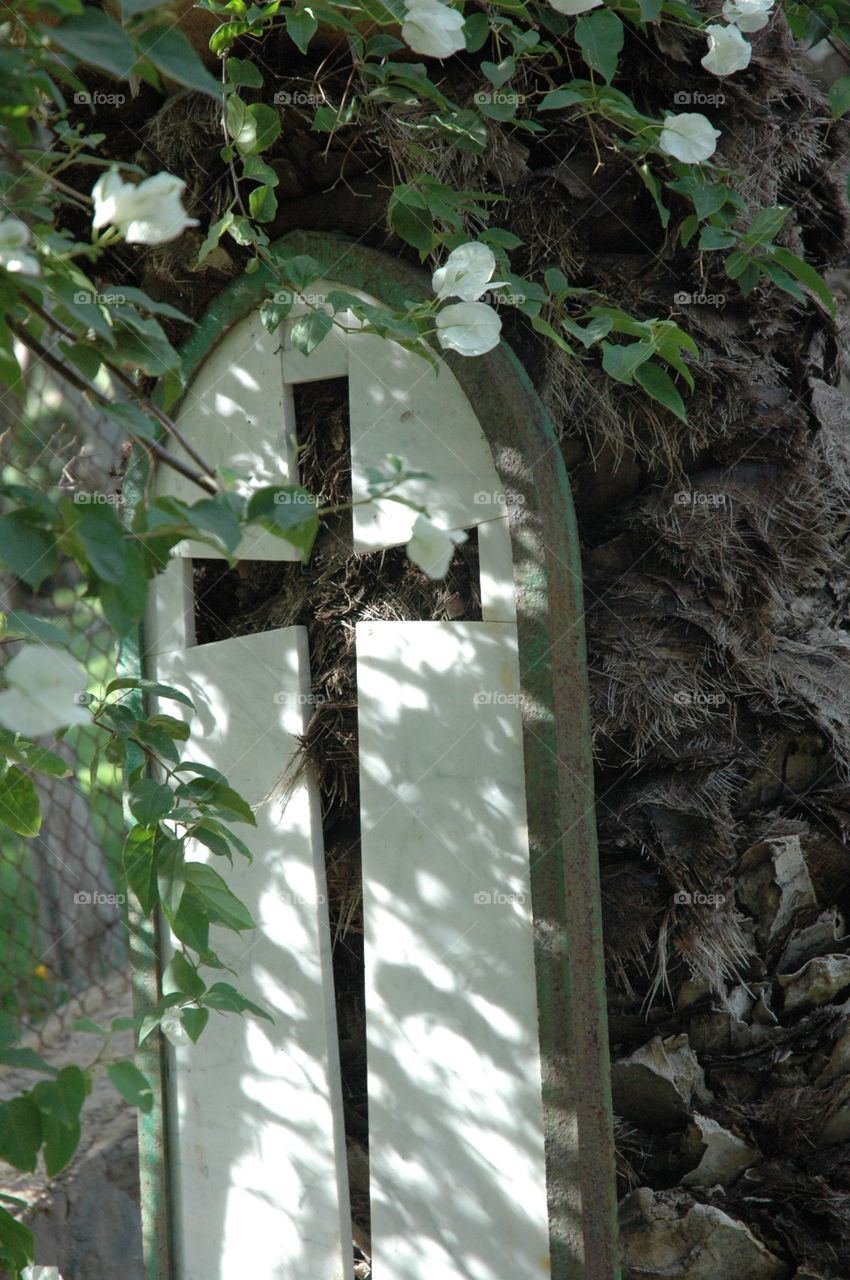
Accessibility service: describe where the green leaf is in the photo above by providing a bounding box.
[745,204,790,245]
[203,981,273,1021]
[136,26,222,98]
[248,183,278,223]
[1,738,71,779]
[0,1205,34,1272]
[181,1006,209,1043]
[106,677,193,708]
[0,768,41,837]
[163,951,205,999]
[169,893,210,955]
[771,247,835,314]
[830,74,850,118]
[100,545,149,636]
[0,514,58,589]
[124,828,158,914]
[286,8,319,54]
[638,0,663,19]
[245,486,319,561]
[388,187,434,256]
[71,502,128,583]
[226,56,263,88]
[4,610,71,647]
[0,1047,57,1074]
[129,778,175,827]
[182,863,255,931]
[699,225,737,250]
[31,1066,86,1128]
[0,1096,41,1171]
[245,103,281,155]
[574,10,624,84]
[601,339,653,382]
[289,309,334,356]
[41,1109,81,1176]
[634,360,686,420]
[539,87,585,111]
[50,9,136,78]
[107,1060,153,1113]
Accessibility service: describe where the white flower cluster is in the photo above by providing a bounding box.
[92,170,198,245]
[660,0,774,163]
[432,242,504,357]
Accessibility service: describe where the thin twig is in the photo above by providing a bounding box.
[28,299,216,480]
[9,323,218,496]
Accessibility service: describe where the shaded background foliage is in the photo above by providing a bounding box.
[18,1,850,1273]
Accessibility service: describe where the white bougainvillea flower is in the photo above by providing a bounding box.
[401,0,466,58]
[548,0,604,12]
[658,113,722,163]
[92,170,199,245]
[23,1267,65,1280]
[722,0,773,30]
[0,646,91,738]
[159,1009,190,1047]
[432,242,508,302]
[701,23,752,76]
[436,301,502,356]
[406,514,468,579]
[0,217,40,275]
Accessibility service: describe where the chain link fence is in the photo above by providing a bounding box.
[2,340,132,1045]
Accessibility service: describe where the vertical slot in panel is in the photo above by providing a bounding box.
[356,620,551,1280]
[151,627,351,1280]
[156,310,301,561]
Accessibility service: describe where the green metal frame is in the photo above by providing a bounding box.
[122,231,620,1280]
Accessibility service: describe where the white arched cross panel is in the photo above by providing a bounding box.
[156,284,516,622]
[128,239,620,1280]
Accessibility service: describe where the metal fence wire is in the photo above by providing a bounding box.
[1,341,131,1044]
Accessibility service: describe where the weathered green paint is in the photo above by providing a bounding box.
[126,231,620,1280]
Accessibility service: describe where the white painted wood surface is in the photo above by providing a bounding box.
[157,310,301,562]
[149,629,351,1280]
[356,620,552,1280]
[347,332,509,554]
